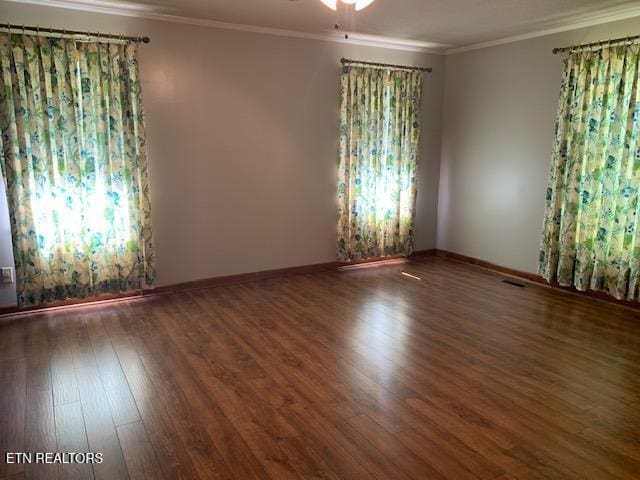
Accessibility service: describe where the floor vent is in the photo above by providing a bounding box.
[502,279,525,288]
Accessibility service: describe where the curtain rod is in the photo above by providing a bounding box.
[1,22,150,44]
[341,58,432,72]
[552,33,639,54]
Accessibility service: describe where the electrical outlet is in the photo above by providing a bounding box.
[1,267,13,283]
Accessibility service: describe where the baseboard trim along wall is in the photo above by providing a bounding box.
[1,248,637,317]
[434,250,542,283]
[0,251,439,317]
[0,260,341,317]
[151,261,341,295]
[434,249,640,311]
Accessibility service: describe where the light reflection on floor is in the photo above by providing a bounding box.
[349,296,412,399]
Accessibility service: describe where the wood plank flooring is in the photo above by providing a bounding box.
[1,256,639,479]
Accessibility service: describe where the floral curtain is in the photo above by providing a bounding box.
[0,33,154,307]
[337,65,423,261]
[539,44,640,300]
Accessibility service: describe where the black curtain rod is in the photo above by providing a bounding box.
[341,58,432,72]
[1,22,150,44]
[553,33,639,54]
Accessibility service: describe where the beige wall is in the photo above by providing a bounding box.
[437,17,640,274]
[2,2,635,306]
[0,1,444,305]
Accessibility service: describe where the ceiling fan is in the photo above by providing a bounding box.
[318,0,376,11]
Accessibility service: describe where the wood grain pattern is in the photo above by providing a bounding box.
[2,247,635,317]
[53,402,92,480]
[0,256,639,479]
[436,249,640,311]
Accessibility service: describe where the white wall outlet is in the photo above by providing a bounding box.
[1,267,14,283]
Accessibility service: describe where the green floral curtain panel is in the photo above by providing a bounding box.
[337,65,423,261]
[539,44,640,300]
[0,33,154,307]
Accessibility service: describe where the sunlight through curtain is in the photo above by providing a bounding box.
[337,65,423,261]
[539,44,640,300]
[0,33,154,307]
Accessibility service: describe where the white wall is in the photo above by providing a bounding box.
[0,179,13,306]
[438,17,640,274]
[0,1,444,305]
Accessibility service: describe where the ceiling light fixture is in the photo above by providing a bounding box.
[319,0,376,11]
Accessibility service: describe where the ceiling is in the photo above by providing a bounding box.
[36,0,640,50]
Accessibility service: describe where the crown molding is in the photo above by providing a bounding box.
[6,0,638,56]
[446,2,640,55]
[2,0,452,54]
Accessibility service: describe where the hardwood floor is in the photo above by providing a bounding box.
[1,256,639,480]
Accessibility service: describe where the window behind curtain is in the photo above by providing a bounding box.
[0,33,154,307]
[539,44,640,300]
[337,65,423,261]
